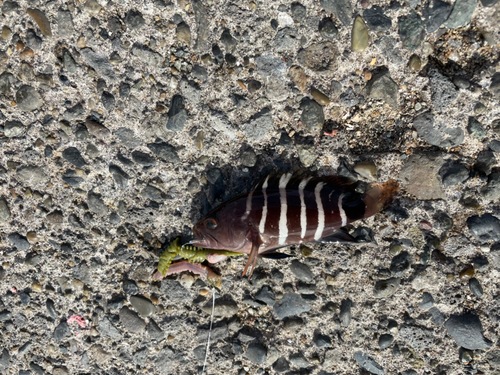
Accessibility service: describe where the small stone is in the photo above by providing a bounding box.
[8,233,30,251]
[166,95,188,132]
[339,298,352,327]
[115,128,140,149]
[125,10,145,29]
[16,85,43,111]
[289,352,309,368]
[412,111,463,148]
[300,99,324,134]
[290,260,314,282]
[273,293,310,319]
[63,103,85,121]
[459,266,474,281]
[489,140,500,153]
[398,11,425,50]
[240,149,257,167]
[486,351,500,370]
[176,22,191,44]
[430,69,459,112]
[373,278,400,298]
[313,330,332,348]
[17,165,48,185]
[291,2,307,22]
[481,172,500,202]
[57,9,74,38]
[246,343,267,364]
[109,165,129,190]
[474,150,496,176]
[132,151,156,166]
[297,42,337,71]
[2,1,19,13]
[130,295,155,317]
[310,87,330,105]
[469,278,483,297]
[98,316,123,340]
[420,292,434,310]
[80,48,116,82]
[62,147,86,168]
[363,6,392,31]
[379,334,394,349]
[400,153,445,200]
[351,16,369,52]
[444,313,492,350]
[247,80,261,94]
[408,54,421,72]
[422,0,452,32]
[474,102,487,115]
[288,65,309,91]
[274,28,299,52]
[364,67,398,108]
[318,18,338,40]
[244,108,274,142]
[467,117,486,139]
[320,0,353,26]
[53,321,70,342]
[453,76,470,89]
[101,91,115,111]
[353,351,384,375]
[467,214,500,243]
[0,198,10,223]
[119,307,146,333]
[354,161,377,181]
[272,357,290,373]
[4,120,24,137]
[444,0,475,29]
[441,163,469,187]
[220,28,237,51]
[27,9,52,37]
[255,286,275,306]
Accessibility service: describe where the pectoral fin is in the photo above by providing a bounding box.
[317,230,357,244]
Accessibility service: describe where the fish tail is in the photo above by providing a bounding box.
[362,179,399,219]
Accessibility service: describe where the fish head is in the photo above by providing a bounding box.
[193,204,249,251]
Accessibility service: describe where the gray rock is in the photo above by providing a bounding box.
[115,128,140,149]
[419,292,434,310]
[291,2,307,22]
[26,29,42,50]
[244,108,274,142]
[109,165,129,190]
[16,85,43,111]
[440,163,469,187]
[62,169,84,187]
[467,117,486,139]
[63,103,85,121]
[487,350,500,370]
[399,324,435,350]
[300,99,324,134]
[364,67,398,108]
[155,347,175,375]
[339,298,352,327]
[481,172,500,201]
[4,120,24,137]
[481,0,500,5]
[272,357,290,373]
[176,22,191,44]
[220,28,237,52]
[353,351,385,375]
[339,87,359,107]
[2,1,19,13]
[313,330,332,348]
[255,286,276,306]
[444,313,492,350]
[363,6,392,31]
[474,150,496,176]
[87,191,107,214]
[98,316,123,340]
[429,69,458,112]
[17,165,48,185]
[274,27,299,52]
[166,95,188,131]
[246,343,267,364]
[469,278,483,297]
[379,334,394,349]
[141,185,164,201]
[290,260,314,282]
[273,293,311,319]
[400,153,445,200]
[444,0,475,28]
[132,347,148,366]
[57,9,74,37]
[490,73,500,99]
[130,295,154,317]
[297,42,337,71]
[412,111,464,148]
[240,149,257,167]
[467,213,500,243]
[0,198,10,223]
[131,44,164,68]
[289,352,309,368]
[192,64,208,82]
[0,348,10,368]
[197,320,228,342]
[53,321,70,342]
[160,279,191,301]
[123,280,139,295]
[119,307,146,333]
[318,18,339,40]
[125,10,145,29]
[489,140,500,152]
[62,147,86,168]
[8,233,29,251]
[191,0,210,51]
[80,48,116,81]
[373,278,400,298]
[202,296,238,317]
[0,72,17,93]
[422,0,452,33]
[398,11,425,50]
[131,151,155,166]
[320,0,352,26]
[101,91,115,111]
[390,251,411,276]
[453,76,471,89]
[146,319,164,341]
[63,49,77,73]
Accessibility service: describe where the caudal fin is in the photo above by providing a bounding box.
[362,179,399,219]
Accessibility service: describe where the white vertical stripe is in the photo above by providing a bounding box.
[258,176,270,234]
[278,173,292,245]
[314,182,325,241]
[338,193,347,227]
[241,189,254,221]
[299,177,312,239]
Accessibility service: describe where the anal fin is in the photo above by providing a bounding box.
[317,230,357,244]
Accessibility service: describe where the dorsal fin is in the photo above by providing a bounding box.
[256,173,357,191]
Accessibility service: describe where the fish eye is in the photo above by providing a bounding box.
[205,218,217,229]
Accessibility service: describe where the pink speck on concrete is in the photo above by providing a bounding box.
[67,315,86,328]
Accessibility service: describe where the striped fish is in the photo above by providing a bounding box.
[193,174,398,277]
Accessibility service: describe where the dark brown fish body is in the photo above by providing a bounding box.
[193,174,398,276]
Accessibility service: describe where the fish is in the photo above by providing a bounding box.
[192,173,399,277]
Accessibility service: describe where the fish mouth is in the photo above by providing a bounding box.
[193,226,219,248]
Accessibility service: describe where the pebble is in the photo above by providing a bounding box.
[16,85,43,111]
[289,260,314,282]
[87,191,107,214]
[98,316,123,340]
[469,278,483,297]
[467,117,486,139]
[2,1,19,13]
[408,54,421,72]
[255,286,275,306]
[119,307,146,333]
[313,330,332,348]
[481,172,500,201]
[444,0,475,29]
[419,292,434,310]
[486,351,500,370]
[166,95,188,131]
[273,293,310,320]
[289,352,309,368]
[398,11,425,50]
[272,357,290,373]
[274,28,299,52]
[422,0,452,32]
[489,140,500,153]
[430,69,459,113]
[63,103,85,121]
[300,99,325,134]
[399,324,435,350]
[354,161,377,181]
[373,278,400,298]
[288,65,309,91]
[379,334,394,349]
[27,9,52,37]
[80,48,116,82]
[320,0,352,26]
[243,108,274,142]
[57,9,74,38]
[474,150,496,176]
[125,10,145,30]
[353,351,384,375]
[191,0,210,51]
[364,67,398,108]
[109,165,129,190]
[318,18,338,40]
[441,163,469,187]
[310,87,330,106]
[351,16,369,52]
[339,298,352,327]
[129,295,154,317]
[202,297,238,317]
[132,151,156,166]
[62,147,86,168]
[246,343,267,364]
[400,153,445,199]
[53,321,70,342]
[240,149,257,167]
[291,2,306,22]
[444,313,492,350]
[297,42,337,71]
[363,6,392,31]
[247,80,261,94]
[8,233,30,251]
[390,251,411,276]
[101,91,115,111]
[4,120,24,137]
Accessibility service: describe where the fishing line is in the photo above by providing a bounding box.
[202,287,215,374]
